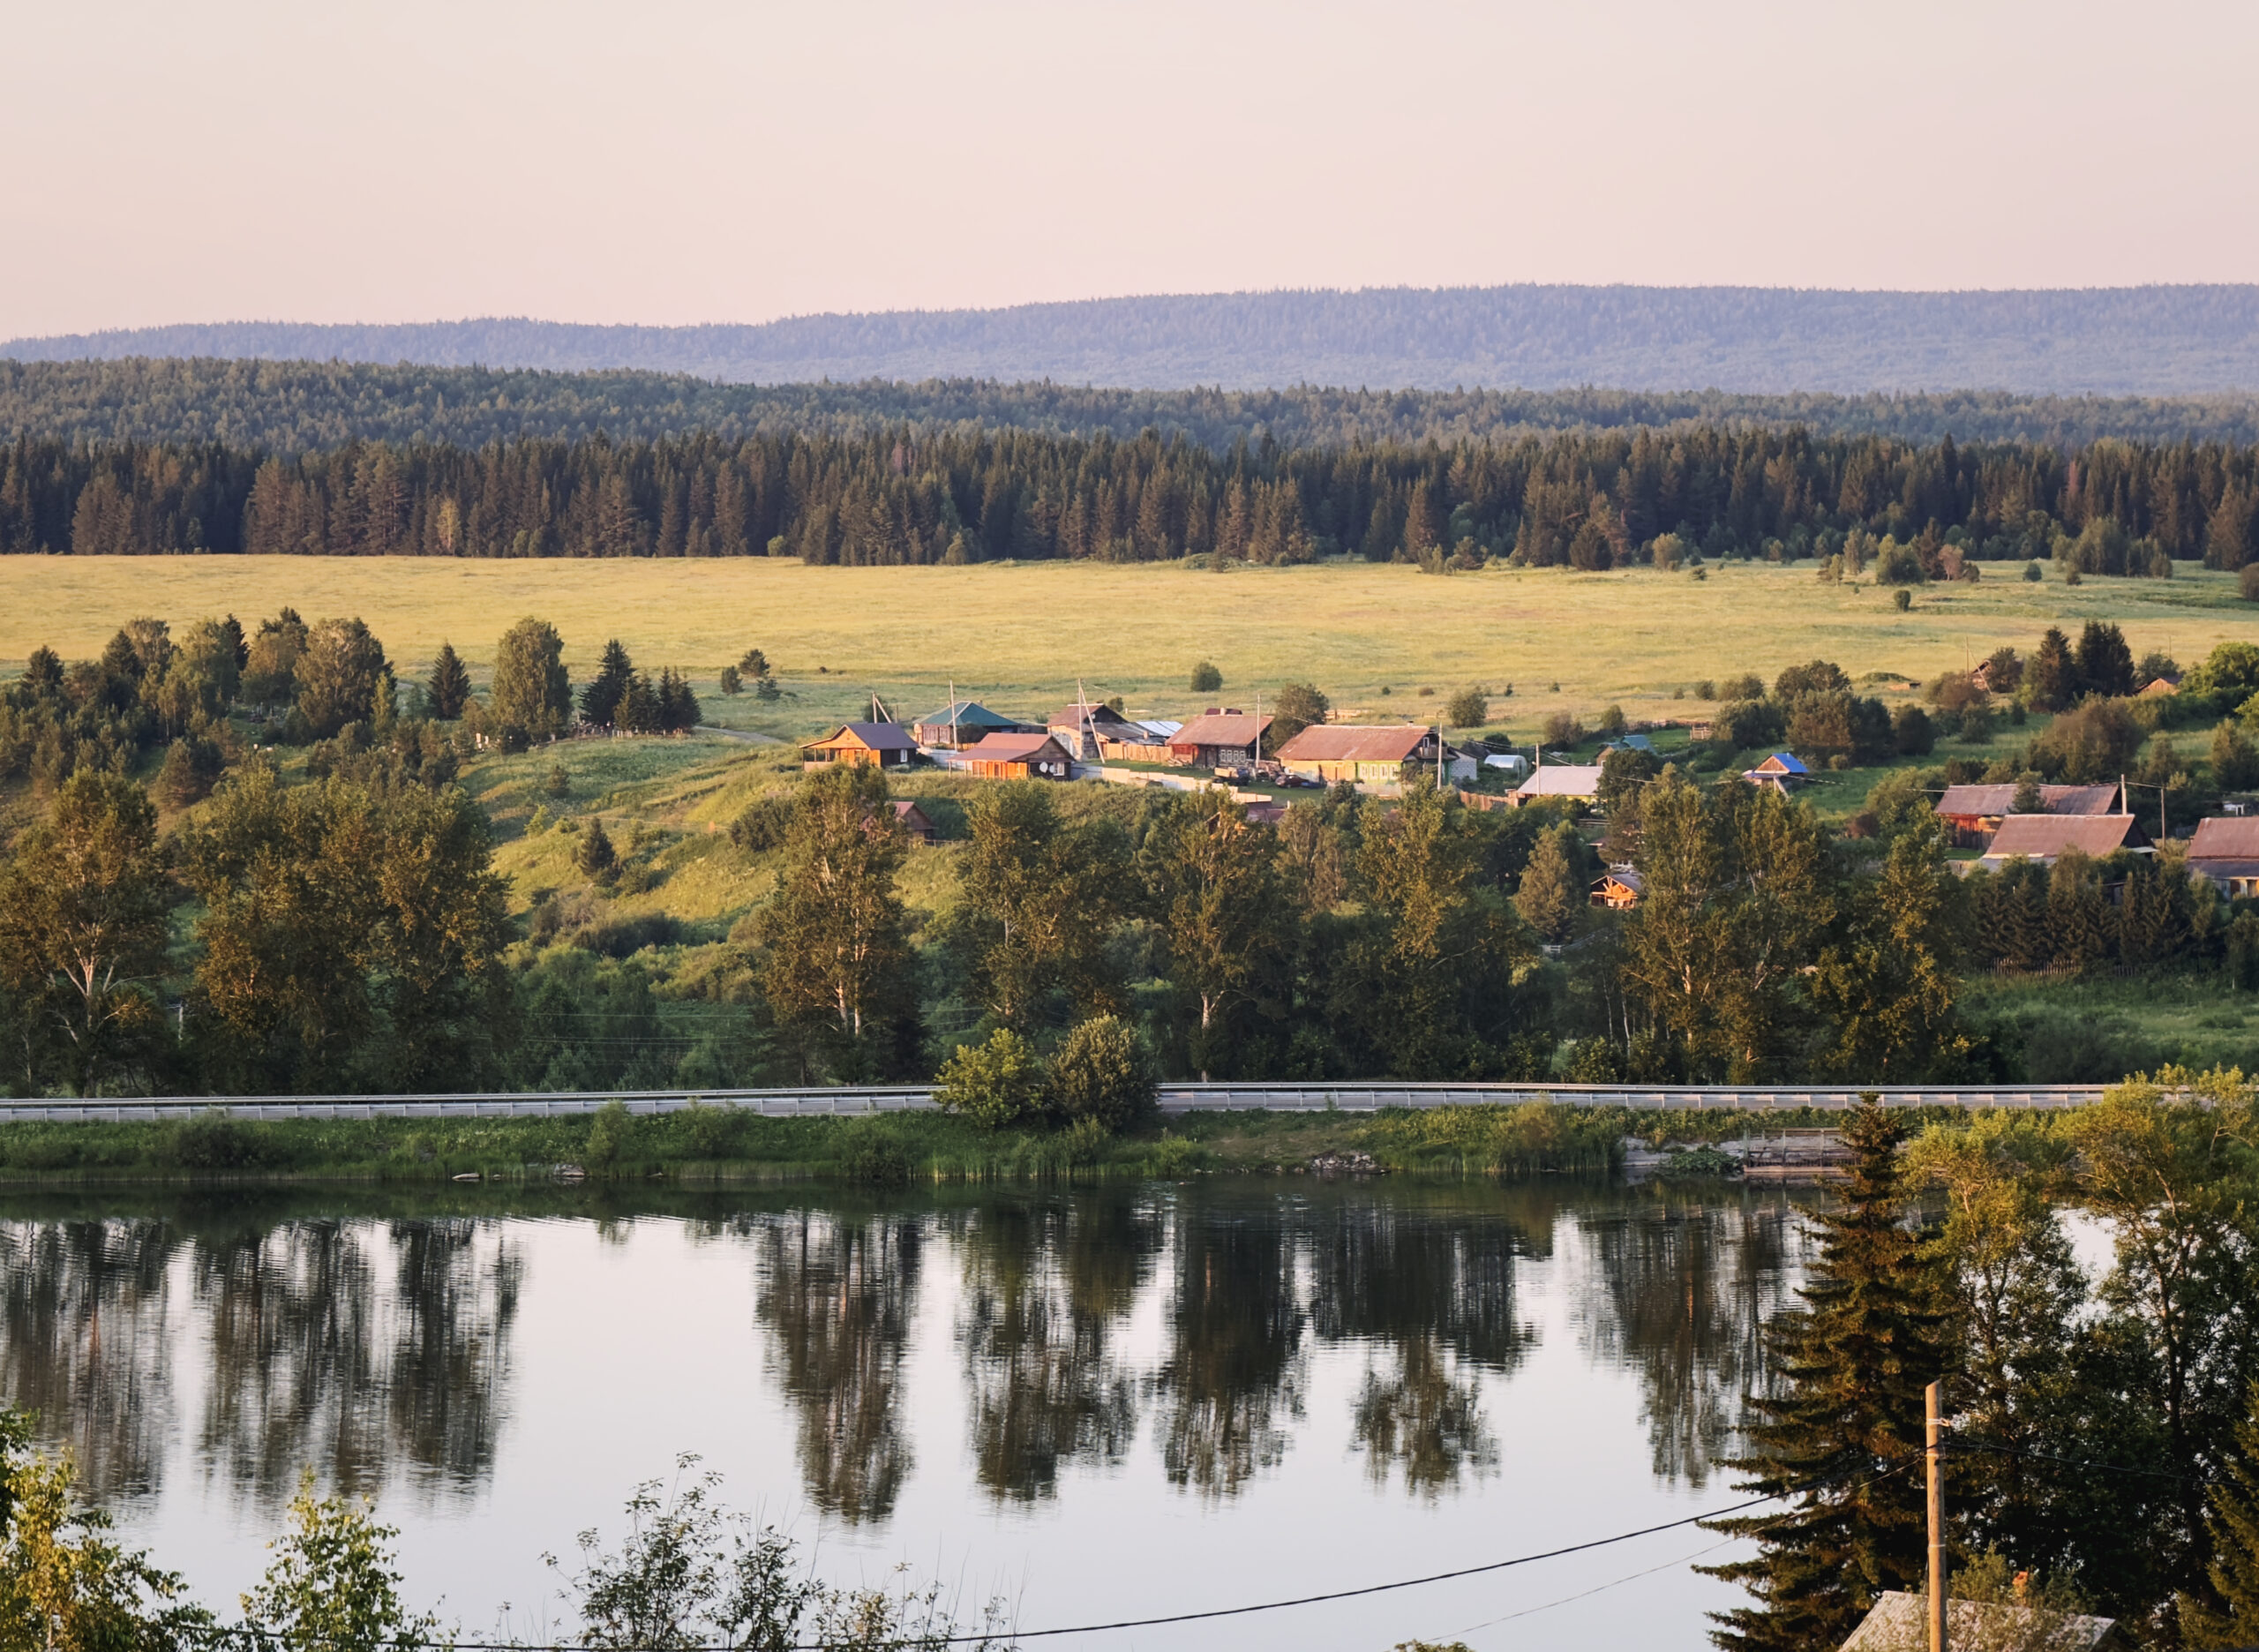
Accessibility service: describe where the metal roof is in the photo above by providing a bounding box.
[2189,815,2259,860]
[1275,724,1430,762]
[1981,813,2149,862]
[807,721,917,751]
[1939,783,2120,818]
[1513,763,1606,797]
[1171,711,1273,747]
[1754,751,1809,774]
[914,701,1019,728]
[961,731,1074,762]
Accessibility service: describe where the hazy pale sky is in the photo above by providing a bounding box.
[8,0,2256,337]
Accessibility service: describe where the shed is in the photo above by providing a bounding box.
[889,800,940,845]
[1274,724,1437,785]
[1168,710,1273,769]
[1445,745,1484,784]
[1591,868,1645,910]
[2188,815,2259,896]
[1978,813,2151,868]
[960,731,1077,779]
[1938,782,2123,845]
[802,722,918,768]
[1840,1589,2120,1651]
[1511,763,1605,806]
[1047,702,1143,759]
[913,701,1029,749]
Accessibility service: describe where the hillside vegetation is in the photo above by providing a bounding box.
[9,283,2259,393]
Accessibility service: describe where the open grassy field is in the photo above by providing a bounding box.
[3,554,2254,740]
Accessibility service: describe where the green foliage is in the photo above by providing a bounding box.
[240,1471,442,1652]
[583,1100,634,1170]
[1267,680,1330,746]
[934,1027,1047,1130]
[1047,1015,1158,1130]
[2184,1384,2259,1647]
[490,617,572,737]
[1443,686,1488,729]
[1513,822,1581,944]
[1189,660,1223,693]
[0,1434,214,1652]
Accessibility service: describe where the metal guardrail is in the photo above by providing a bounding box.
[0,1081,2110,1125]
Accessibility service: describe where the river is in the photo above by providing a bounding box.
[0,1176,1815,1651]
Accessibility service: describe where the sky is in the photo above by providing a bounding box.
[7,0,2257,338]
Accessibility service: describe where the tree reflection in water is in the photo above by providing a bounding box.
[1152,1197,1306,1498]
[1308,1190,1540,1497]
[1576,1192,1805,1488]
[952,1192,1157,1502]
[754,1212,921,1524]
[0,1220,178,1499]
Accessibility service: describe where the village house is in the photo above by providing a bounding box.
[1590,867,1644,910]
[800,721,919,769]
[912,700,1031,749]
[1046,702,1145,760]
[1937,781,2122,845]
[1978,812,2151,869]
[1742,752,1811,792]
[1840,1590,2120,1651]
[1510,763,1605,806]
[2187,815,2259,896]
[889,800,940,845]
[1168,709,1273,769]
[958,730,1077,779]
[1273,724,1437,785]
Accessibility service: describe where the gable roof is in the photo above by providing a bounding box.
[1938,782,2120,819]
[2189,815,2259,860]
[1593,868,1646,895]
[1171,711,1273,747]
[889,800,935,828]
[1842,1590,2117,1652]
[1982,813,2150,861]
[1275,724,1430,763]
[1754,752,1810,775]
[1513,763,1605,798]
[916,700,1019,730]
[807,721,917,752]
[962,731,1074,762]
[1047,702,1137,730]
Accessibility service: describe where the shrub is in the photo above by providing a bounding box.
[1596,704,1628,737]
[1189,660,1223,694]
[1269,681,1331,745]
[1539,710,1587,747]
[1874,540,1926,585]
[167,1109,271,1170]
[1721,672,1766,702]
[1443,687,1488,728]
[837,1120,913,1185]
[2028,699,2143,783]
[2242,565,2259,602]
[1047,1016,1158,1132]
[717,665,742,695]
[934,1028,1047,1129]
[584,1099,633,1169]
[1891,704,1935,755]
[1893,589,1913,612]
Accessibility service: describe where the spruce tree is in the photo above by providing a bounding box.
[426,642,470,721]
[576,819,616,877]
[1701,1100,1948,1652]
[2025,627,2077,711]
[581,640,634,727]
[2183,1384,2259,1648]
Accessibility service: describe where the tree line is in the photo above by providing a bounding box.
[13,358,2259,453]
[11,420,2259,572]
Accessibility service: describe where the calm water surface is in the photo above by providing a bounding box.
[1,1178,1812,1651]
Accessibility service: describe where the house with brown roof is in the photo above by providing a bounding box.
[1168,710,1272,769]
[1938,782,2124,845]
[959,731,1077,779]
[1978,813,2151,868]
[889,800,940,845]
[1046,702,1146,759]
[2188,815,2259,896]
[1273,723,1438,785]
[802,722,919,769]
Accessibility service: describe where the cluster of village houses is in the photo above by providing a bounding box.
[798,702,2259,909]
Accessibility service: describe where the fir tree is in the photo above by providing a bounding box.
[576,819,616,877]
[2183,1384,2259,1648]
[1701,1100,1948,1652]
[581,639,634,727]
[426,642,470,721]
[1514,822,1580,944]
[2025,627,2077,712]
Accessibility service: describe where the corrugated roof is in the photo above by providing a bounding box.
[1939,783,2120,818]
[1171,711,1272,747]
[915,701,1019,728]
[1754,752,1809,774]
[808,721,917,751]
[1513,764,1605,797]
[1047,703,1136,729]
[1981,814,2148,861]
[962,731,1073,762]
[1275,724,1430,762]
[1843,1592,2116,1652]
[2189,816,2259,860]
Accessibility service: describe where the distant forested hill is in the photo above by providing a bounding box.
[7,359,2259,454]
[9,284,2259,395]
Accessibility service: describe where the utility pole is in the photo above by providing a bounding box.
[1926,1379,1948,1652]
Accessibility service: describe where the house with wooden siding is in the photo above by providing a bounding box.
[1591,868,1645,909]
[1978,813,2151,868]
[1168,710,1273,769]
[1742,753,1811,792]
[1047,702,1148,760]
[1273,724,1437,785]
[2188,815,2259,896]
[1937,782,2123,845]
[913,701,1031,749]
[801,722,919,768]
[959,731,1077,779]
[889,800,940,845]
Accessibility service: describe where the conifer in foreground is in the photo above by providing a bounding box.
[1701,1099,1948,1652]
[2182,1384,2259,1648]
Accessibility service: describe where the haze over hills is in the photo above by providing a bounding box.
[10,284,2259,396]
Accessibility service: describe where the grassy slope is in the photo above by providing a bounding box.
[3,555,2253,741]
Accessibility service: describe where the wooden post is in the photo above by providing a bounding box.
[1927,1379,1948,1652]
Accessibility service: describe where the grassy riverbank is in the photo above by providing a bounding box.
[0,1099,1978,1186]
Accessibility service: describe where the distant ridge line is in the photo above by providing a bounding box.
[9,282,2259,396]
